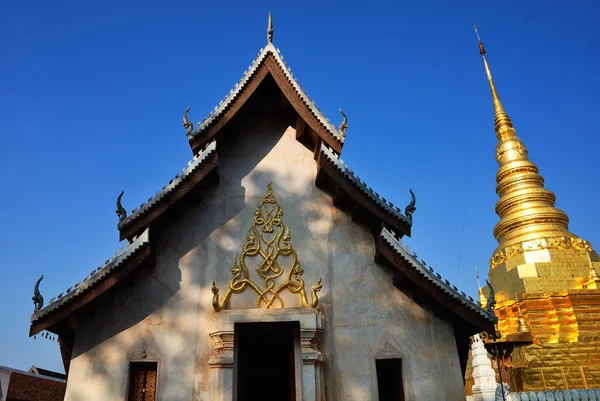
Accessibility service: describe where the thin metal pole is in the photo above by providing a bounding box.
[495,343,507,401]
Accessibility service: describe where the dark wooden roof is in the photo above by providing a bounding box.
[117,142,218,241]
[376,227,497,332]
[30,229,151,336]
[187,43,344,155]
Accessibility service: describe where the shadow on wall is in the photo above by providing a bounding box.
[66,106,338,399]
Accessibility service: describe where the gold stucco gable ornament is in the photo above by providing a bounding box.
[211,183,322,311]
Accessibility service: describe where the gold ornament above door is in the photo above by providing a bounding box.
[211,183,322,311]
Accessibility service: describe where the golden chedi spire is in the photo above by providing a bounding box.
[584,265,600,289]
[473,26,594,269]
[472,28,600,392]
[476,266,487,307]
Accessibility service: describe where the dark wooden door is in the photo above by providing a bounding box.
[128,362,157,401]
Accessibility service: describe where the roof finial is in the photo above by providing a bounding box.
[116,190,127,222]
[404,189,416,221]
[267,12,274,43]
[484,279,496,314]
[183,106,194,137]
[472,24,514,140]
[32,275,44,313]
[338,108,348,138]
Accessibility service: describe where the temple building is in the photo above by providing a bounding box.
[28,16,495,401]
[0,365,66,401]
[473,28,600,392]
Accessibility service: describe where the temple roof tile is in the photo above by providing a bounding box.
[320,144,411,226]
[30,229,150,327]
[188,43,344,148]
[117,141,217,239]
[380,227,497,324]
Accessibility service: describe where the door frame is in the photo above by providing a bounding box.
[208,308,325,401]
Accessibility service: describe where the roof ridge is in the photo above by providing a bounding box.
[380,227,496,322]
[188,43,345,144]
[0,365,66,383]
[118,141,217,230]
[320,143,410,224]
[31,228,150,323]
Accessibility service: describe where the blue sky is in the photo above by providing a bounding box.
[1,0,598,373]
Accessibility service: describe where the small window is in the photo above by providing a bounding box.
[376,358,405,401]
[128,362,157,401]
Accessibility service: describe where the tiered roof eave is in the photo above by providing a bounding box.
[29,33,495,348]
[187,42,345,155]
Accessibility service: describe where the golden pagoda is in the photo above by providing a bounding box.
[474,26,600,391]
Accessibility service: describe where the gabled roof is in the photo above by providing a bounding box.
[117,141,218,241]
[31,32,495,346]
[376,227,497,332]
[0,365,66,401]
[30,229,151,336]
[317,143,412,237]
[28,366,66,381]
[187,42,345,155]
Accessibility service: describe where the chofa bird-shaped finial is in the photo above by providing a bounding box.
[338,108,348,138]
[183,106,194,136]
[485,279,496,314]
[267,12,274,43]
[33,275,44,313]
[116,190,127,222]
[404,189,416,220]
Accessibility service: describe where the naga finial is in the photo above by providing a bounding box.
[116,190,127,222]
[404,189,416,220]
[211,280,221,312]
[485,279,497,314]
[338,108,348,138]
[33,275,44,313]
[183,106,194,137]
[267,12,274,43]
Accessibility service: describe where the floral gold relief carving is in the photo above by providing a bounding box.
[490,235,595,268]
[212,183,322,311]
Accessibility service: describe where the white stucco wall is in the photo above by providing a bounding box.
[0,368,11,401]
[64,115,464,401]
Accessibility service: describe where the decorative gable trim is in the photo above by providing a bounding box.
[118,141,218,241]
[188,43,344,154]
[376,227,496,333]
[317,143,412,237]
[29,229,152,336]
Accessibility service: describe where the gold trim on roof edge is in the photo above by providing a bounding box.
[211,183,322,311]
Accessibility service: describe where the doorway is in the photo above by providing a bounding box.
[235,321,298,401]
[376,358,405,401]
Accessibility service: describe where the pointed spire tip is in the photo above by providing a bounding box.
[267,12,274,43]
[473,24,486,55]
